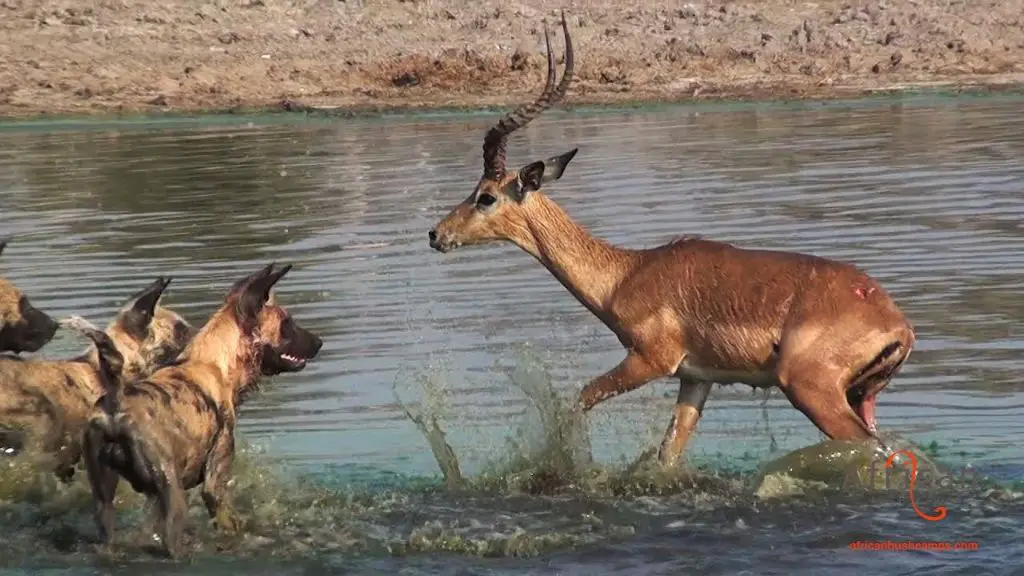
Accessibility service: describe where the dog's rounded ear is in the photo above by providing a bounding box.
[234,263,292,322]
[119,277,173,340]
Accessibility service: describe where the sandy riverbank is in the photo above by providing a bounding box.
[1,0,1022,119]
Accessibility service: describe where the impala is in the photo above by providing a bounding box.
[428,13,915,467]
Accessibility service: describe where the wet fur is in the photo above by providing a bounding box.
[84,263,323,559]
[427,16,915,468]
[0,277,193,481]
[0,241,60,354]
[433,173,915,465]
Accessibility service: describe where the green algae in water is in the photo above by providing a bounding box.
[396,522,636,559]
[749,432,988,500]
[0,436,391,559]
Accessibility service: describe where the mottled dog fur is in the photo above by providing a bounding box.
[0,277,194,481]
[84,263,323,558]
[0,241,60,354]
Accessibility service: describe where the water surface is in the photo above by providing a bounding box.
[0,94,1022,574]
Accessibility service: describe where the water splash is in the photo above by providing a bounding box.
[0,354,1012,564]
[392,357,465,490]
[391,344,746,499]
[476,344,595,486]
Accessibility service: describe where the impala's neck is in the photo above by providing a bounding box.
[512,193,638,317]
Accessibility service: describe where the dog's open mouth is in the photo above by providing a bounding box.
[279,351,307,371]
[272,350,309,373]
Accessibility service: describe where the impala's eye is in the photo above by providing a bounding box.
[476,193,497,207]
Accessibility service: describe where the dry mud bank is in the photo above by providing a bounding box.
[1,0,1023,119]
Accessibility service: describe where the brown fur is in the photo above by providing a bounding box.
[0,241,60,354]
[428,18,914,468]
[0,277,193,481]
[84,263,323,559]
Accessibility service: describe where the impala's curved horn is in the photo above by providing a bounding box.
[481,11,574,179]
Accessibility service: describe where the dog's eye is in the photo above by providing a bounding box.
[280,317,295,339]
[476,193,497,208]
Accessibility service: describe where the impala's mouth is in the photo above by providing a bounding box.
[430,241,462,253]
[847,384,880,434]
[428,230,462,253]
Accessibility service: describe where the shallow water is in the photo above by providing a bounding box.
[0,94,1022,574]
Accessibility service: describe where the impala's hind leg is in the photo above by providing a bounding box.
[776,343,879,441]
[777,365,874,440]
[658,378,713,468]
[776,318,914,442]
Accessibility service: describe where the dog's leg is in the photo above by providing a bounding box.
[155,469,188,559]
[52,430,83,484]
[108,419,186,559]
[201,420,239,534]
[83,424,119,544]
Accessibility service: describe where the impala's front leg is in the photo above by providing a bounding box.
[658,378,713,468]
[577,352,675,412]
[565,352,672,468]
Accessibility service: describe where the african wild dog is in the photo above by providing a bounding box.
[84,263,323,558]
[0,241,60,354]
[101,277,196,382]
[59,315,126,416]
[0,277,194,481]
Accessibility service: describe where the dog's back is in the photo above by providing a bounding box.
[0,355,103,450]
[0,277,194,481]
[0,316,126,480]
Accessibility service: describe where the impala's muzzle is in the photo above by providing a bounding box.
[428,229,456,253]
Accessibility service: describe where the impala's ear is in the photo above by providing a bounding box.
[512,148,579,202]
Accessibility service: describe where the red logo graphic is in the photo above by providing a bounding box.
[885,449,949,522]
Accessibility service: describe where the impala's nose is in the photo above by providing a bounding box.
[428,229,449,253]
[428,230,440,250]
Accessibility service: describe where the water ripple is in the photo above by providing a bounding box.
[0,99,1021,478]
